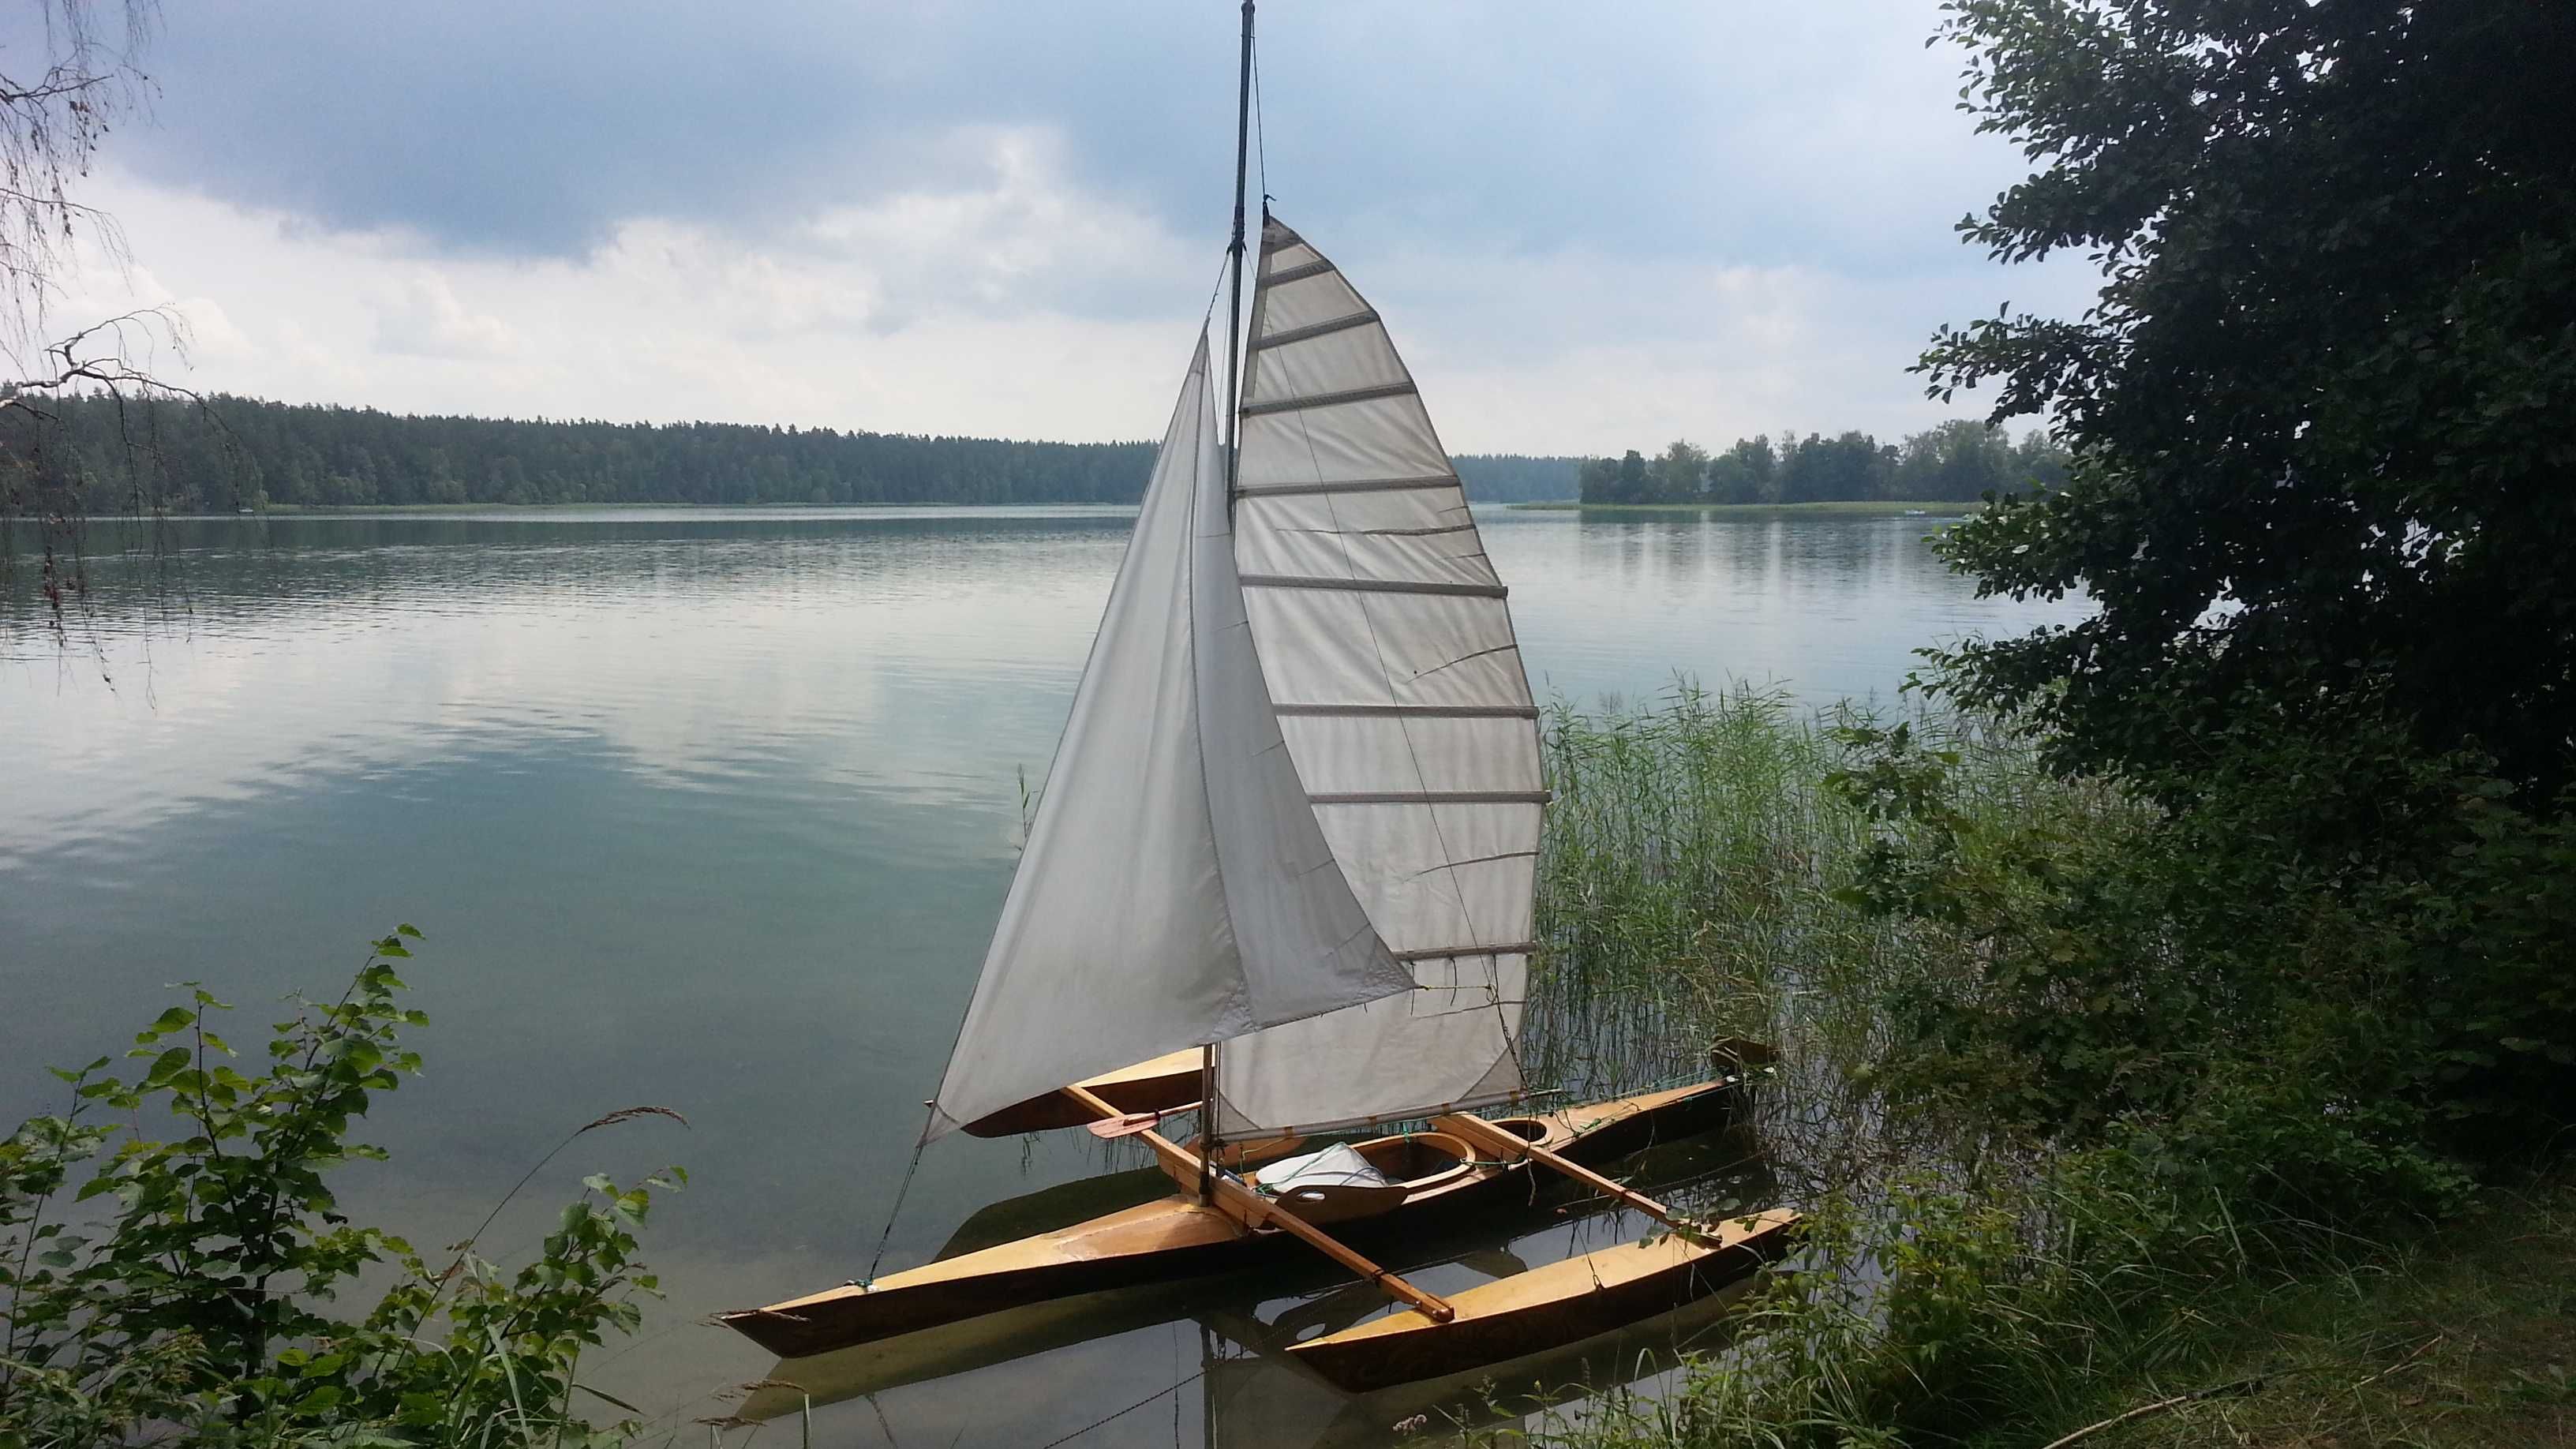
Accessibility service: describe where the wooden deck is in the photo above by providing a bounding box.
[960,1048,1204,1137]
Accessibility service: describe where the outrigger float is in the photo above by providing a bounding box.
[722,0,1795,1389]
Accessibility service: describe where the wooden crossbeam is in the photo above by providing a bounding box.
[1061,1084,1455,1324]
[1443,1111,1685,1229]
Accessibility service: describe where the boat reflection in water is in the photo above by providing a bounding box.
[734,1130,1777,1446]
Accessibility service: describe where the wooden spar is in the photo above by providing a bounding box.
[1444,1111,1686,1230]
[1085,1099,1200,1140]
[1061,1083,1455,1323]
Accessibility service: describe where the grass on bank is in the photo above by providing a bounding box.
[1505,1170,2576,1448]
[2076,1175,2576,1449]
[1507,500,1984,515]
[1500,685,2574,1448]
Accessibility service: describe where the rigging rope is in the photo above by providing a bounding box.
[862,1100,938,1285]
[1035,1369,1207,1449]
[1251,33,1269,209]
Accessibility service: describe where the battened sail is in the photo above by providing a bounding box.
[929,331,1413,1141]
[1211,218,1544,1138]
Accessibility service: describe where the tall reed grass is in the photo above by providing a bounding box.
[1525,683,2070,1140]
[1500,686,2301,1447]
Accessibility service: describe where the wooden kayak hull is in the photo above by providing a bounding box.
[721,1079,1744,1358]
[960,1048,1204,1137]
[1283,1208,1801,1394]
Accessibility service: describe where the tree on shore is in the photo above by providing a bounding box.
[1574,422,2065,504]
[1918,0,2576,801]
[1873,0,2576,1156]
[0,0,214,638]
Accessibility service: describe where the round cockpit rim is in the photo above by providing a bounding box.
[1354,1129,1475,1189]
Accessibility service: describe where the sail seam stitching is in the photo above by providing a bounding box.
[1264,258,1335,283]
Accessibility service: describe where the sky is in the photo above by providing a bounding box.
[21,1,2095,454]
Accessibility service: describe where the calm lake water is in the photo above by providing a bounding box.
[3,506,2085,1444]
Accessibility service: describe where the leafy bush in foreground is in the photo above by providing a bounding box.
[0,928,683,1446]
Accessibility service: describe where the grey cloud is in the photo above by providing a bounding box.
[107,2,2018,282]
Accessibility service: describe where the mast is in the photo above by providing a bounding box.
[1205,0,1255,1204]
[1224,0,1255,489]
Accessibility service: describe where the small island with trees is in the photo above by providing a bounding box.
[1551,421,2069,510]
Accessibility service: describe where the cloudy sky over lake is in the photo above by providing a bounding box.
[37,1,2095,452]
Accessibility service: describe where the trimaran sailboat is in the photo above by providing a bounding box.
[721,2,1797,1390]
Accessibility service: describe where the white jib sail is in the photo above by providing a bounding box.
[1211,218,1545,1139]
[928,330,1413,1141]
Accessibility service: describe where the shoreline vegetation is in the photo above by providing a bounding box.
[95,498,1983,519]
[204,499,1142,515]
[2,390,1586,511]
[1504,687,2576,1447]
[0,930,687,1445]
[1573,424,2065,508]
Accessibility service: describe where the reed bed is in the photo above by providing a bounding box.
[1486,688,2576,1449]
[1524,683,2065,1129]
[1501,687,2245,1447]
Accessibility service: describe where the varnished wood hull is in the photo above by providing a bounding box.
[1283,1208,1801,1393]
[721,1079,1743,1358]
[960,1048,1204,1137]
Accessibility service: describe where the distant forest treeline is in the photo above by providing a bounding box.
[9,392,1585,509]
[1580,422,2070,505]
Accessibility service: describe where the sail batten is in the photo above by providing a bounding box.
[1247,309,1382,350]
[1240,575,1508,599]
[1212,217,1545,1140]
[1271,704,1539,719]
[1234,477,1458,499]
[1239,381,1421,417]
[1309,790,1551,806]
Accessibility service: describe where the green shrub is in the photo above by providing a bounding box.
[0,928,683,1446]
[1502,688,2569,1447]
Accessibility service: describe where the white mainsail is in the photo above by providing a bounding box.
[1211,218,1546,1138]
[927,331,1413,1141]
